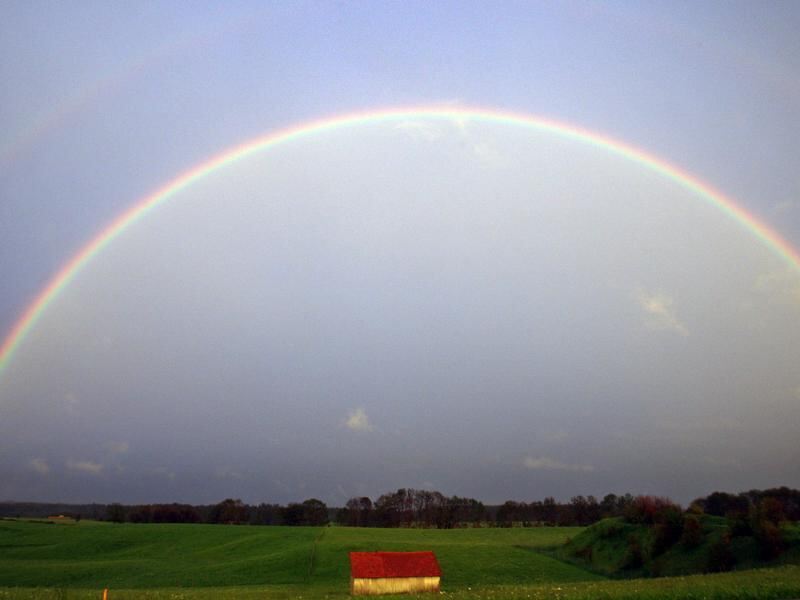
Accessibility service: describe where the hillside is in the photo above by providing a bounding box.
[559,515,800,578]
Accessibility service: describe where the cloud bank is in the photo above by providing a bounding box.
[523,456,595,473]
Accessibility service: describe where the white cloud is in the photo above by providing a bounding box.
[108,441,129,455]
[29,458,50,475]
[397,115,507,168]
[394,120,443,142]
[66,459,103,475]
[345,407,373,432]
[637,290,689,336]
[523,456,595,472]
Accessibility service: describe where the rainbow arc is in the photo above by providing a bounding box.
[1,106,798,377]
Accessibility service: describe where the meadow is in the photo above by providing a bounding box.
[1,519,799,599]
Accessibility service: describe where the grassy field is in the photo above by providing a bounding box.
[1,519,799,599]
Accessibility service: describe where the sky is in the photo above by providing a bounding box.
[1,1,799,507]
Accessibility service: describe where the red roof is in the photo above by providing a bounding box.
[349,551,442,579]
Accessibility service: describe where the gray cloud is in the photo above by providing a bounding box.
[66,460,103,475]
[29,458,50,475]
[107,441,129,455]
[523,457,595,473]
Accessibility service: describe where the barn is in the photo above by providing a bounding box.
[349,551,442,595]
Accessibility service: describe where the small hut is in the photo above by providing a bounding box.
[349,551,441,596]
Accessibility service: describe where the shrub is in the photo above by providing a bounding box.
[680,514,703,548]
[706,533,735,572]
[758,497,786,525]
[653,521,682,555]
[649,558,664,577]
[599,520,622,539]
[624,496,681,525]
[703,491,750,517]
[652,504,684,555]
[622,534,644,569]
[728,512,753,536]
[573,544,593,561]
[748,497,787,559]
[687,501,704,515]
[753,519,785,560]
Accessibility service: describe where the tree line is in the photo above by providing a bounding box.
[2,486,797,529]
[690,487,800,521]
[110,497,331,526]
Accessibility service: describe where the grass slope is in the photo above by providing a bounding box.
[560,516,800,578]
[0,519,316,588]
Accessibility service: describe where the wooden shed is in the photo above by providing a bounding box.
[349,551,441,596]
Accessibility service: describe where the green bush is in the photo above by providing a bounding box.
[706,533,735,573]
[754,519,785,559]
[728,512,753,537]
[623,496,682,525]
[680,515,703,548]
[598,520,622,539]
[652,506,684,556]
[622,534,644,569]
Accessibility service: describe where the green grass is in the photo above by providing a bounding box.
[1,519,799,599]
[0,520,593,592]
[0,519,318,588]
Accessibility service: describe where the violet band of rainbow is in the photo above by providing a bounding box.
[2,105,799,378]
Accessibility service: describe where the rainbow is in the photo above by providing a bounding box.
[1,105,799,378]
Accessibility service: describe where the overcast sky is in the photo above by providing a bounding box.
[1,1,799,506]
